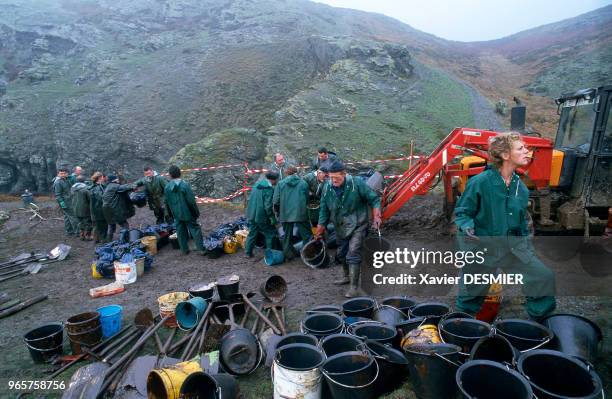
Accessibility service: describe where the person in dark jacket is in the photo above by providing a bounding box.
[270,153,288,180]
[245,171,279,257]
[103,175,136,241]
[71,175,93,240]
[164,165,206,255]
[52,167,78,236]
[316,160,381,298]
[311,147,337,171]
[273,165,312,260]
[135,166,169,224]
[90,172,108,243]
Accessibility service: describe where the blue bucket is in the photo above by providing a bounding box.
[97,305,122,338]
[175,297,208,330]
[264,249,284,266]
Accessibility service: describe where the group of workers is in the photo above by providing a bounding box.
[50,138,556,316]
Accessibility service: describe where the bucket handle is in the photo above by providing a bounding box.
[24,338,65,353]
[433,352,462,368]
[346,320,383,337]
[321,357,380,390]
[375,304,408,318]
[300,240,327,269]
[490,326,552,352]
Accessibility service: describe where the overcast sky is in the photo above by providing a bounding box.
[314,0,611,42]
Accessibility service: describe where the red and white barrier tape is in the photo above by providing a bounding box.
[195,188,249,204]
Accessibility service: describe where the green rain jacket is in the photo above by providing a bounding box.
[71,182,91,218]
[273,174,309,223]
[164,179,200,222]
[318,174,381,239]
[454,167,533,263]
[102,182,135,224]
[136,174,167,206]
[52,177,72,209]
[247,179,276,224]
[90,183,106,221]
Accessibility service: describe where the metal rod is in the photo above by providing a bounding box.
[243,294,281,335]
[103,329,142,363]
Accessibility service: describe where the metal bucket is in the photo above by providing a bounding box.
[273,343,325,399]
[439,318,491,355]
[403,343,461,399]
[518,349,604,399]
[457,360,533,399]
[219,328,262,375]
[493,319,553,352]
[188,283,214,302]
[541,313,602,363]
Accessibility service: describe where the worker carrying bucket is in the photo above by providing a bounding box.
[454,133,556,321]
[315,160,382,298]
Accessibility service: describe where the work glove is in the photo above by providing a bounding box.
[464,228,479,241]
[314,224,326,240]
[59,200,67,209]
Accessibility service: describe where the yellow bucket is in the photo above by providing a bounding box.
[158,292,189,328]
[223,237,238,254]
[141,236,158,255]
[234,229,249,249]
[147,360,202,399]
[91,263,103,279]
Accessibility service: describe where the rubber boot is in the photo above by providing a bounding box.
[333,263,350,285]
[345,264,364,298]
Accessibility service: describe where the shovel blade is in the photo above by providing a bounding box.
[62,362,109,399]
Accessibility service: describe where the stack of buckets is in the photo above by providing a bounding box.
[66,311,102,355]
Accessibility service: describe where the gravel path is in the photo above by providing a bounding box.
[453,75,503,131]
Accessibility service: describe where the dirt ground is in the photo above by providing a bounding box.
[0,193,610,398]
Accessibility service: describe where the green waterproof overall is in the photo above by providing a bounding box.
[164,179,204,254]
[454,167,556,319]
[273,174,312,259]
[245,179,277,255]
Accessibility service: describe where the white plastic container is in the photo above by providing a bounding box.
[114,261,137,285]
[272,343,324,399]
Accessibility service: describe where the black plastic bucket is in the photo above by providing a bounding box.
[180,371,239,399]
[493,319,553,352]
[396,316,426,338]
[321,351,378,399]
[23,323,64,363]
[216,277,239,301]
[457,360,533,399]
[276,333,319,351]
[351,323,397,346]
[188,283,214,302]
[441,311,474,322]
[381,296,417,314]
[300,239,328,268]
[372,305,408,326]
[366,339,408,396]
[518,349,603,399]
[302,313,344,338]
[409,302,450,326]
[342,297,375,318]
[307,304,342,315]
[541,313,602,363]
[361,235,391,294]
[320,333,363,358]
[403,343,461,399]
[469,334,519,366]
[219,328,261,375]
[439,318,491,355]
[260,275,287,303]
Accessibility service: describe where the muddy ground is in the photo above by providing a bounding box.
[0,193,610,398]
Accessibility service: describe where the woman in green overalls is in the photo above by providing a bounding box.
[455,133,556,320]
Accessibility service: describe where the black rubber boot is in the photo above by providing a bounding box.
[333,263,350,285]
[345,264,363,298]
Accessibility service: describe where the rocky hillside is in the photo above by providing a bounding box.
[0,0,609,194]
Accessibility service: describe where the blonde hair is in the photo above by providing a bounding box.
[91,171,103,183]
[488,132,522,168]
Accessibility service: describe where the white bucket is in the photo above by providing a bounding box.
[272,343,324,399]
[114,261,137,285]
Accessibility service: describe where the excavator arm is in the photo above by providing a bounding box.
[381,128,554,221]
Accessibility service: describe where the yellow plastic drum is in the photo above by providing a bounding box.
[147,360,202,399]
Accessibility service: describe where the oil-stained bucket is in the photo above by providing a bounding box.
[158,292,190,328]
[147,359,202,399]
[457,360,533,399]
[518,349,604,399]
[403,343,461,399]
[273,343,325,399]
[260,275,287,303]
